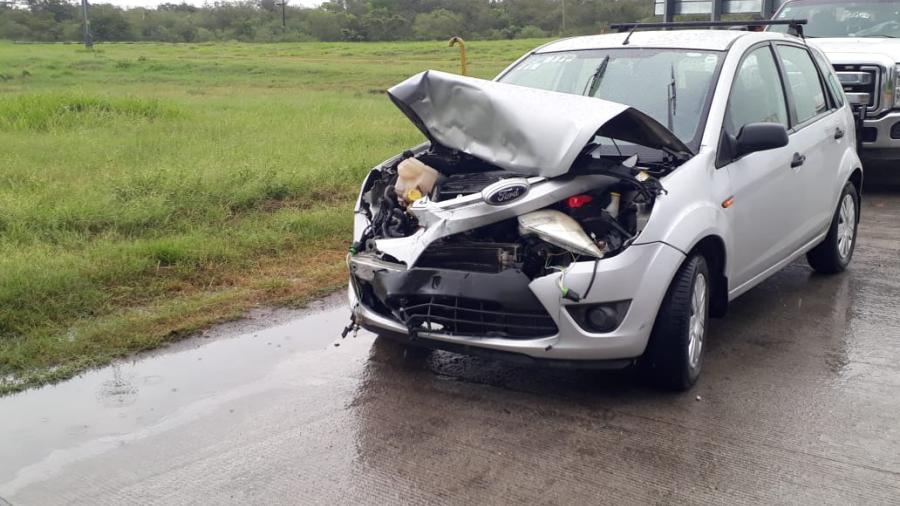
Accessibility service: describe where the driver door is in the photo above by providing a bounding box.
[722,44,800,289]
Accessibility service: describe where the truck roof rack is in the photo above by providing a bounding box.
[610,19,807,42]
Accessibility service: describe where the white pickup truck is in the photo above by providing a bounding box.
[771,0,900,166]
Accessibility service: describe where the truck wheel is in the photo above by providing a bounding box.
[807,182,859,274]
[642,254,709,391]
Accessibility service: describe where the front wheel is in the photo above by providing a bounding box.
[807,182,859,274]
[642,254,709,391]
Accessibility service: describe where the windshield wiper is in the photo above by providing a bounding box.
[582,55,610,97]
[666,63,677,132]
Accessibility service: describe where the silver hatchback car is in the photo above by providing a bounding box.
[347,28,862,389]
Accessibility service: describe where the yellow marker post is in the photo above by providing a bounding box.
[448,36,467,76]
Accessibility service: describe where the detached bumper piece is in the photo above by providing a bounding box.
[368,268,557,340]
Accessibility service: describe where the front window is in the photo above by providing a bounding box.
[498,49,723,151]
[725,46,789,136]
[772,0,900,38]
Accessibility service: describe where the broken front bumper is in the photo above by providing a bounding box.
[348,241,685,363]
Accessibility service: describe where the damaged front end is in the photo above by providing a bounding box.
[348,70,689,346]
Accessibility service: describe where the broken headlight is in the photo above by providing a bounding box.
[518,210,605,258]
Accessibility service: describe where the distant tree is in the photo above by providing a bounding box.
[360,8,409,40]
[412,8,464,40]
[0,0,651,43]
[517,24,546,38]
[302,9,345,41]
[90,4,133,41]
[25,0,76,23]
[503,0,557,33]
[158,3,198,13]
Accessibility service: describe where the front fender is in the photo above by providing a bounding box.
[633,151,733,275]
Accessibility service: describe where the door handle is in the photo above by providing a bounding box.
[834,127,845,139]
[791,153,806,168]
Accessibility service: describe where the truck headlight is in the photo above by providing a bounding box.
[895,64,900,108]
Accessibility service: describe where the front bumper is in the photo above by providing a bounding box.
[861,111,900,154]
[348,241,685,363]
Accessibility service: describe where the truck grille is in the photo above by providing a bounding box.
[834,64,881,113]
[397,295,558,340]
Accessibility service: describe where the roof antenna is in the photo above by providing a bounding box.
[622,25,637,46]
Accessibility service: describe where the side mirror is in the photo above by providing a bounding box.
[735,122,789,157]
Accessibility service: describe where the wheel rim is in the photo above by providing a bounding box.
[837,193,856,261]
[688,273,707,369]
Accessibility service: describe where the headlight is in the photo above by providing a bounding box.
[895,64,900,108]
[518,210,605,258]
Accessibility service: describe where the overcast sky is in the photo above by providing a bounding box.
[95,0,323,8]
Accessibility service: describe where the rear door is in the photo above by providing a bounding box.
[774,43,844,239]
[721,44,798,289]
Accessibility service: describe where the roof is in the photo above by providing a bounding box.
[535,30,797,53]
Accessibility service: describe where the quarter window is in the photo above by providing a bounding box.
[777,45,829,124]
[725,46,789,136]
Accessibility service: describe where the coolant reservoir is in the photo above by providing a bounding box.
[396,157,439,204]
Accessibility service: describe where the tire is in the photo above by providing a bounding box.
[806,182,859,274]
[642,254,709,391]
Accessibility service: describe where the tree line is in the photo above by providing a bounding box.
[0,0,653,43]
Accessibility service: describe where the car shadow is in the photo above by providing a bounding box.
[355,253,859,407]
[350,180,895,406]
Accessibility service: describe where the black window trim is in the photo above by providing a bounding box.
[773,42,835,132]
[809,45,844,109]
[716,41,792,169]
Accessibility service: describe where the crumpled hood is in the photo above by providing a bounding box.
[387,70,691,178]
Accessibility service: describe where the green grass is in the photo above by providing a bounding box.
[0,39,550,393]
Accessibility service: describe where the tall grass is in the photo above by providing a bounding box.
[0,93,170,132]
[0,39,547,393]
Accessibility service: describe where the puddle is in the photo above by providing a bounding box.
[0,293,356,491]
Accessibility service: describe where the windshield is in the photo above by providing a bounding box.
[498,49,722,150]
[772,0,900,38]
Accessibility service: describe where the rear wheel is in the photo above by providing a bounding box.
[642,254,709,391]
[807,182,859,274]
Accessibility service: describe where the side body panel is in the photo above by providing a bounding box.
[723,143,798,287]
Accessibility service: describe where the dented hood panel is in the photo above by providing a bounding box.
[387,70,691,178]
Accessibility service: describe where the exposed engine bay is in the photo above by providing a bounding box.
[346,70,687,340]
[354,145,668,272]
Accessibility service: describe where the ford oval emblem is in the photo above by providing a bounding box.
[482,178,530,206]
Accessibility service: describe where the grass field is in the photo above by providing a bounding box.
[0,39,548,393]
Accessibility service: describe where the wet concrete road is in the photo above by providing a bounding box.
[2,193,900,505]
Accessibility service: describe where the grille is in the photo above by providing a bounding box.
[416,242,519,273]
[834,64,881,113]
[396,295,558,339]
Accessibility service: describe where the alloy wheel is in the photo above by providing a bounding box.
[688,273,707,369]
[837,193,856,261]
